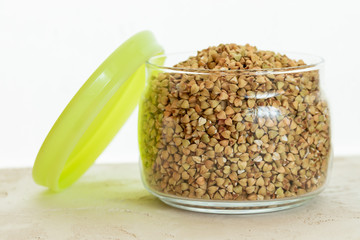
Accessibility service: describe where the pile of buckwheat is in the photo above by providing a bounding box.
[140,43,331,201]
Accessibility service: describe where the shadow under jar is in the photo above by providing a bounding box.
[138,52,331,214]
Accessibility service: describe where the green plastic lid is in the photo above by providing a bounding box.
[32,31,163,191]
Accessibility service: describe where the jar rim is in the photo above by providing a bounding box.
[146,51,324,75]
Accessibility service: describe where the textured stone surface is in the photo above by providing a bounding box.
[0,157,359,240]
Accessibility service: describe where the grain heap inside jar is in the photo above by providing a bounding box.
[140,43,331,201]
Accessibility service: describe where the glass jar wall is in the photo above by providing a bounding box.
[138,52,331,214]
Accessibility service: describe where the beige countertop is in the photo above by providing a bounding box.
[0,157,359,240]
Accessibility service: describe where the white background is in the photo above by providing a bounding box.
[1,0,359,168]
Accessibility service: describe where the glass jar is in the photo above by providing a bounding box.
[138,52,331,214]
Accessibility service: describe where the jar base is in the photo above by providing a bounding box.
[147,187,322,214]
